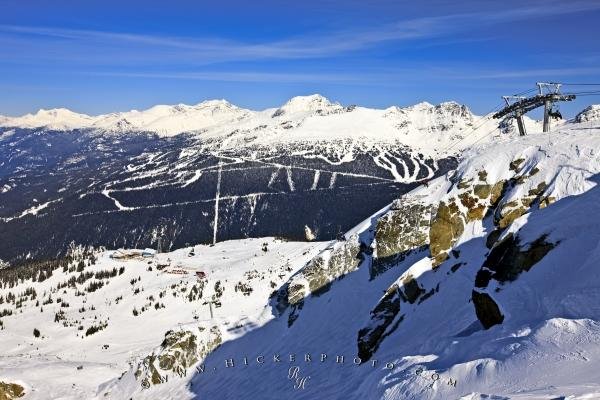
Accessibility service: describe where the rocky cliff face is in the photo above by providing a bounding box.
[265,129,597,372]
[473,232,556,328]
[134,327,222,388]
[272,151,556,357]
[358,158,559,356]
[274,234,363,326]
[371,196,432,277]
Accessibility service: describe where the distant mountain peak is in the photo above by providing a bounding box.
[574,104,600,123]
[409,101,435,109]
[272,94,342,118]
[33,108,89,118]
[193,99,238,110]
[0,98,596,147]
[285,93,331,104]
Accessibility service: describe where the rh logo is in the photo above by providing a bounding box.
[288,366,310,390]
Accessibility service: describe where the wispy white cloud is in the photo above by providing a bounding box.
[84,65,600,86]
[87,70,368,84]
[459,67,600,80]
[0,0,597,67]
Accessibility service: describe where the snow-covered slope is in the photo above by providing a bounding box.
[2,95,475,264]
[0,100,252,136]
[0,238,329,399]
[271,94,345,118]
[1,111,599,400]
[179,119,600,399]
[184,119,599,400]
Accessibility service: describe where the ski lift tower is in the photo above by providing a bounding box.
[501,95,527,136]
[538,82,564,132]
[493,82,575,136]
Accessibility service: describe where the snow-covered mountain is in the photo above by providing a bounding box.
[0,95,490,264]
[0,116,599,399]
[0,95,526,155]
[0,97,588,266]
[0,100,252,137]
[0,108,97,131]
[89,100,253,136]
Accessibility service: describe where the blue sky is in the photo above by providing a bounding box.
[1,0,599,116]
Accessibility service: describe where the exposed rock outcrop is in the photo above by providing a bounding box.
[357,273,426,361]
[430,161,553,267]
[473,233,557,329]
[429,172,505,267]
[472,291,504,329]
[357,284,403,361]
[429,199,465,267]
[475,233,556,287]
[494,181,547,228]
[372,198,431,277]
[135,326,222,388]
[0,382,24,400]
[286,234,361,306]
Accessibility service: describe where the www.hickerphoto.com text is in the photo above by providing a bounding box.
[194,353,458,388]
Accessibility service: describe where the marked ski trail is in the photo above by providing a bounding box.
[267,167,280,190]
[182,170,202,188]
[310,170,321,190]
[373,151,406,182]
[237,155,396,183]
[409,156,421,180]
[102,189,132,211]
[71,180,396,217]
[286,167,295,192]
[329,172,337,188]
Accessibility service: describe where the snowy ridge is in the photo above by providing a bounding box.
[2,108,96,131]
[0,100,252,137]
[0,96,577,156]
[574,104,600,123]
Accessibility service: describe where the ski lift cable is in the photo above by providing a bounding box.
[559,83,600,86]
[560,90,600,97]
[569,93,600,97]
[512,88,537,96]
[565,90,600,95]
[466,125,504,148]
[434,83,567,157]
[435,101,506,156]
[436,113,501,156]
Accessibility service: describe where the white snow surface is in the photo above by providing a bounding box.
[1,119,600,399]
[1,95,579,156]
[187,120,600,400]
[0,238,329,399]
